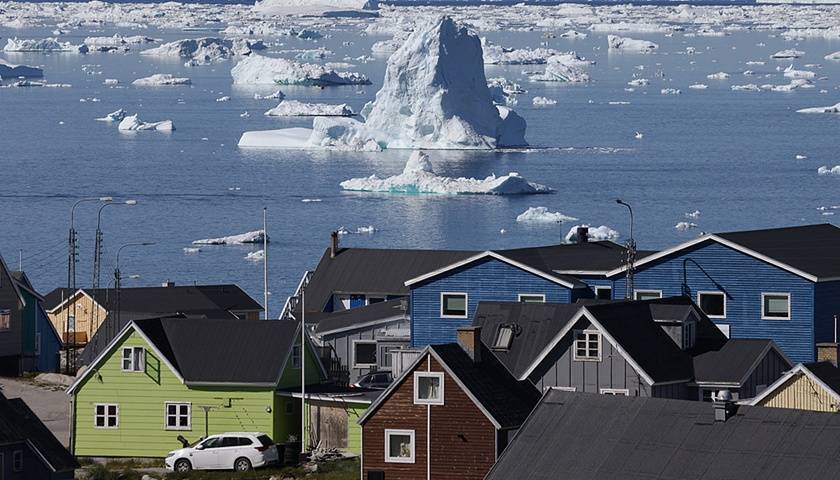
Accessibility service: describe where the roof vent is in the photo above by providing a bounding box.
[576,226,589,244]
[713,389,737,422]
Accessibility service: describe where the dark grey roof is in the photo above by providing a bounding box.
[692,339,785,385]
[487,389,840,480]
[0,392,79,473]
[43,284,262,313]
[133,317,301,385]
[716,223,840,279]
[431,343,541,429]
[313,299,407,335]
[804,361,840,395]
[498,241,653,274]
[304,248,477,313]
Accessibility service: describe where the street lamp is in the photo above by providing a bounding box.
[113,242,154,340]
[93,199,138,290]
[615,199,637,300]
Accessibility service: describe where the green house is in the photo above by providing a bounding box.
[66,316,325,458]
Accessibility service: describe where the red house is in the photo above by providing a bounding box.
[358,326,540,480]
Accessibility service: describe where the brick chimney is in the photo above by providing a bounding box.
[713,389,738,422]
[456,326,481,363]
[576,226,589,244]
[330,231,339,258]
[817,343,839,367]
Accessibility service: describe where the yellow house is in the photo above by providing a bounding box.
[46,290,107,345]
[749,362,840,413]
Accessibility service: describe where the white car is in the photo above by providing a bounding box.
[165,432,279,472]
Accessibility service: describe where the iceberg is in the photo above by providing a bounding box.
[96,108,128,122]
[532,96,557,106]
[675,221,698,231]
[252,0,378,17]
[818,166,840,176]
[707,72,730,80]
[783,64,816,79]
[481,40,560,65]
[245,250,265,262]
[117,115,174,132]
[132,74,191,86]
[4,37,87,53]
[564,225,619,242]
[772,49,804,59]
[516,207,577,223]
[141,37,264,65]
[797,103,840,113]
[192,230,268,245]
[339,151,551,195]
[264,100,354,117]
[607,35,658,53]
[230,54,370,86]
[529,54,591,83]
[0,58,43,79]
[825,51,840,61]
[688,84,708,89]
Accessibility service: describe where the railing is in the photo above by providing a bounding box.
[317,345,350,386]
[279,270,312,321]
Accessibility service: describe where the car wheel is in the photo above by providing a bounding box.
[234,457,252,471]
[174,459,192,473]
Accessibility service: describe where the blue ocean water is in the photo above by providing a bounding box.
[1,22,838,312]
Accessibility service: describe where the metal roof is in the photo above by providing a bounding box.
[312,299,407,335]
[692,338,788,385]
[43,284,263,313]
[0,392,79,473]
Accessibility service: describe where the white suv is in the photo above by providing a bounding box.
[165,432,279,472]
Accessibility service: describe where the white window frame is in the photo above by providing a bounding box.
[12,450,22,472]
[633,289,663,301]
[291,344,302,369]
[600,388,629,396]
[440,292,468,319]
[164,402,192,431]
[573,329,602,361]
[413,371,444,405]
[352,340,377,368]
[94,403,119,429]
[121,346,145,372]
[384,429,415,464]
[761,292,791,320]
[377,344,396,371]
[594,286,612,300]
[697,291,727,318]
[0,309,10,331]
[517,293,546,303]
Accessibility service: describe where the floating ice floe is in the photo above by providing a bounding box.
[84,35,155,53]
[731,84,761,92]
[245,250,265,262]
[825,51,840,61]
[239,17,527,151]
[193,230,268,245]
[231,54,370,86]
[216,96,231,102]
[661,88,681,95]
[487,77,526,105]
[783,64,816,79]
[772,49,804,59]
[96,108,128,122]
[532,96,557,106]
[141,37,265,65]
[707,71,730,80]
[264,100,354,117]
[818,166,840,176]
[796,154,808,160]
[481,39,560,65]
[689,84,708,89]
[339,151,551,195]
[528,54,591,83]
[675,221,698,231]
[761,78,811,92]
[607,35,658,53]
[183,247,201,254]
[117,114,174,132]
[628,78,649,87]
[564,225,619,242]
[685,210,701,219]
[516,207,577,224]
[0,58,43,79]
[560,30,588,39]
[104,79,119,86]
[797,102,840,113]
[4,37,87,53]
[132,74,191,86]
[252,0,378,17]
[254,90,285,100]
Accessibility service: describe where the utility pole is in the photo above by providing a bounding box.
[301,288,306,453]
[93,199,136,290]
[616,199,637,300]
[114,242,154,340]
[263,207,269,320]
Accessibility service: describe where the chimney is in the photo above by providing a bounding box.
[817,342,839,367]
[713,389,737,422]
[576,226,589,244]
[162,281,175,287]
[330,231,339,258]
[456,326,481,363]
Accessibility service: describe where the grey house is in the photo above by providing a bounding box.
[0,254,26,376]
[473,297,790,400]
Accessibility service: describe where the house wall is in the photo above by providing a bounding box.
[72,330,279,458]
[17,289,38,372]
[410,258,573,347]
[322,320,410,384]
[611,241,816,363]
[757,373,840,412]
[303,400,367,454]
[36,305,61,373]
[0,443,71,480]
[0,263,23,375]
[814,280,840,344]
[48,294,107,345]
[739,348,791,399]
[362,355,497,480]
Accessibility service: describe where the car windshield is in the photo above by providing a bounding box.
[200,437,222,449]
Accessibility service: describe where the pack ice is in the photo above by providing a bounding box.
[265,100,354,117]
[238,16,528,150]
[132,74,191,86]
[141,37,265,65]
[252,0,378,17]
[4,37,87,53]
[339,151,550,195]
[231,55,370,86]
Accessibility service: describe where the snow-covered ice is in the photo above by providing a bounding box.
[818,166,840,176]
[675,221,698,231]
[783,64,816,79]
[252,0,378,17]
[264,100,354,117]
[230,54,370,86]
[772,49,805,59]
[192,229,268,245]
[707,72,730,80]
[797,102,840,113]
[607,35,658,53]
[516,207,577,223]
[132,74,191,86]
[529,54,591,83]
[141,37,263,65]
[564,225,620,242]
[117,114,174,132]
[245,250,265,261]
[96,108,128,122]
[4,37,87,53]
[532,96,557,106]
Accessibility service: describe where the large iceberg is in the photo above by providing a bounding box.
[339,151,551,195]
[564,225,620,242]
[4,37,87,53]
[516,207,577,223]
[529,54,591,83]
[132,74,191,86]
[231,54,370,86]
[252,0,378,17]
[607,35,658,53]
[192,230,268,245]
[0,58,43,79]
[141,37,264,65]
[118,115,174,132]
[265,100,354,117]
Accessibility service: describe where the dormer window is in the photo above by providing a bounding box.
[683,320,696,349]
[493,325,514,350]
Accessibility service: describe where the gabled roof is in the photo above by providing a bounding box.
[11,271,44,301]
[358,344,540,430]
[749,362,840,407]
[487,389,840,480]
[692,338,791,386]
[0,255,26,308]
[607,224,840,282]
[498,241,654,275]
[312,298,408,336]
[43,284,262,313]
[0,392,79,473]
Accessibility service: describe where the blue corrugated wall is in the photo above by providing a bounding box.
[611,241,816,363]
[410,257,574,346]
[814,280,840,345]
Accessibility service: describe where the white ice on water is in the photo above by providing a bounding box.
[516,207,577,223]
[797,103,840,113]
[532,96,557,106]
[117,114,174,132]
[231,54,370,86]
[245,250,265,261]
[4,37,87,53]
[252,0,378,17]
[564,225,620,242]
[192,230,268,245]
[132,74,191,86]
[528,54,591,83]
[141,37,264,65]
[607,35,658,53]
[675,221,698,231]
[264,100,354,117]
[818,166,840,176]
[0,58,43,78]
[96,108,127,122]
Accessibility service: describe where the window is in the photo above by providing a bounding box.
[68,315,76,331]
[12,450,22,472]
[595,287,612,300]
[378,345,396,370]
[573,330,601,361]
[368,296,386,305]
[518,294,545,303]
[762,293,791,320]
[291,344,302,369]
[385,430,415,463]
[600,388,629,396]
[414,372,444,405]
[493,325,514,350]
[698,291,726,318]
[200,437,223,449]
[165,403,191,430]
[0,309,9,331]
[440,293,468,318]
[683,321,696,349]
[94,404,119,428]
[353,340,377,368]
[121,347,145,372]
[634,290,662,301]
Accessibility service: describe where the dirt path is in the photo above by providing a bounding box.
[0,376,70,446]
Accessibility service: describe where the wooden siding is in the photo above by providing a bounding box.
[612,241,816,363]
[322,320,410,384]
[304,400,366,454]
[362,355,497,480]
[758,373,840,412]
[0,262,23,373]
[410,258,573,347]
[47,293,107,346]
[739,348,790,399]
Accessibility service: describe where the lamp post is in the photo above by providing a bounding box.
[615,199,637,300]
[65,196,112,374]
[113,242,154,340]
[93,199,138,290]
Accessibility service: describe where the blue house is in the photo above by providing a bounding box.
[604,224,840,363]
[11,272,62,372]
